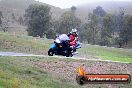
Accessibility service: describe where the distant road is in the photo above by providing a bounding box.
[0,52,130,64]
[0,52,35,56]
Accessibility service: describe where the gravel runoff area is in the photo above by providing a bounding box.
[33,58,132,88]
[0,51,132,87]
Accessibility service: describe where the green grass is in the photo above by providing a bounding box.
[0,56,80,88]
[0,56,131,88]
[0,32,52,54]
[0,31,132,63]
[79,45,132,63]
[0,32,132,88]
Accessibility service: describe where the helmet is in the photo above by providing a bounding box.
[72,28,77,33]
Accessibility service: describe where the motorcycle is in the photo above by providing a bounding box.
[48,34,73,57]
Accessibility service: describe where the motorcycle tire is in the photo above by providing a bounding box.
[48,48,54,56]
[66,50,73,57]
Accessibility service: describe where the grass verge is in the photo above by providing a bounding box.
[0,56,80,88]
[0,32,53,55]
[79,44,132,63]
[0,31,132,63]
[0,56,131,88]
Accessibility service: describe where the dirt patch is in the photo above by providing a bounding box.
[33,59,132,88]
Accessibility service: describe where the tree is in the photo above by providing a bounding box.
[58,10,81,34]
[25,4,51,38]
[124,15,132,45]
[116,8,126,47]
[18,16,24,25]
[71,6,76,14]
[93,6,106,17]
[92,6,107,45]
[80,23,92,43]
[88,13,98,44]
[100,14,113,46]
[50,20,60,36]
[0,11,8,32]
[80,12,101,44]
[12,13,16,20]
[46,28,56,39]
[0,11,3,27]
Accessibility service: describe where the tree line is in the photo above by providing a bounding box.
[80,6,132,47]
[24,4,132,47]
[1,4,131,47]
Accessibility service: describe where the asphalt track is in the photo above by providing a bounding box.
[0,52,130,64]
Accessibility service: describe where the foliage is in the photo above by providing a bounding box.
[0,11,2,26]
[55,6,81,34]
[18,16,24,25]
[80,13,99,44]
[80,23,92,43]
[25,4,51,38]
[123,15,132,45]
[11,13,16,20]
[0,11,8,32]
[80,6,132,47]
[100,14,113,46]
[71,6,77,14]
[58,11,81,33]
[93,6,106,17]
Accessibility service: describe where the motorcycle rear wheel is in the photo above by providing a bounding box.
[66,50,73,57]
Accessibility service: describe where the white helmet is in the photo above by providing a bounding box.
[72,28,77,33]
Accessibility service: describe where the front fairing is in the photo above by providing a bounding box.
[50,43,57,49]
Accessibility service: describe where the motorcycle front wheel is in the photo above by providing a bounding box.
[48,48,54,56]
